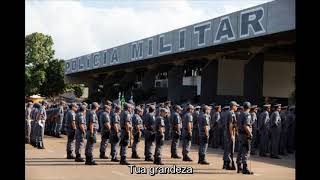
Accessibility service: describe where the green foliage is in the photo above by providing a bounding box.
[67,84,84,98]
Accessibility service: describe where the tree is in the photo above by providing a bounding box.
[67,84,84,98]
[25,32,55,97]
[39,59,66,99]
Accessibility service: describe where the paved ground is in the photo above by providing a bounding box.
[26,134,295,180]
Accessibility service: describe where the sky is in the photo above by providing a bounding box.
[25,0,272,60]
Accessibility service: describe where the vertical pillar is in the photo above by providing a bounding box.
[142,69,156,91]
[243,53,264,105]
[200,59,218,104]
[168,66,184,104]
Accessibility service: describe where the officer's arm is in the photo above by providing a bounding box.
[104,122,110,131]
[187,116,192,133]
[89,121,94,135]
[244,124,252,137]
[160,125,165,135]
[71,119,76,130]
[80,123,85,134]
[114,121,119,133]
[229,121,234,138]
[174,116,180,131]
[126,121,130,133]
[204,124,209,137]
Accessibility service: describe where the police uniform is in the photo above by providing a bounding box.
[131,107,143,158]
[286,106,295,153]
[154,108,166,165]
[182,106,193,161]
[279,107,288,155]
[198,106,210,164]
[119,106,132,165]
[258,104,271,157]
[238,102,254,174]
[75,108,86,162]
[85,107,99,165]
[30,104,40,147]
[66,105,77,159]
[250,106,258,155]
[143,107,156,161]
[99,110,111,159]
[191,106,200,145]
[210,106,220,148]
[219,106,230,149]
[55,103,65,137]
[25,103,33,144]
[223,101,238,170]
[164,104,171,140]
[270,104,282,159]
[170,106,182,158]
[110,108,121,162]
[36,103,47,149]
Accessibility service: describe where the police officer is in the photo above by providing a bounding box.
[258,104,271,157]
[249,105,258,155]
[55,101,65,138]
[36,100,48,149]
[219,106,230,149]
[192,106,201,145]
[164,101,171,140]
[110,105,121,162]
[131,106,144,159]
[85,102,100,165]
[99,105,111,159]
[66,103,78,159]
[270,104,282,159]
[182,104,194,161]
[143,104,156,161]
[222,101,239,170]
[198,105,211,165]
[210,105,221,148]
[25,102,33,144]
[279,106,288,155]
[30,103,40,147]
[235,106,243,153]
[238,102,254,174]
[119,103,133,165]
[170,105,183,159]
[154,108,168,165]
[75,105,87,162]
[286,106,295,153]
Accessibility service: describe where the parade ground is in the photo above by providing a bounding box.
[26,134,295,180]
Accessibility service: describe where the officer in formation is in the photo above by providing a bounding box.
[198,105,211,164]
[279,106,288,155]
[210,105,221,148]
[258,104,271,157]
[235,106,243,153]
[182,104,194,161]
[99,105,111,159]
[154,108,168,165]
[85,102,100,165]
[237,102,254,174]
[164,101,171,140]
[269,104,282,159]
[249,105,258,155]
[191,106,200,145]
[143,104,156,161]
[30,103,40,147]
[110,105,121,162]
[55,101,66,138]
[223,101,239,170]
[219,106,230,149]
[25,102,33,144]
[131,106,144,159]
[36,100,48,149]
[66,103,78,159]
[286,106,295,153]
[170,105,183,159]
[75,105,87,162]
[119,103,133,165]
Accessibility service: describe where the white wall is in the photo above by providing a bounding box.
[183,76,201,95]
[263,61,295,98]
[217,59,248,96]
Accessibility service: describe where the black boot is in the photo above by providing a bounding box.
[225,162,233,170]
[230,161,236,170]
[222,161,227,169]
[75,154,85,162]
[111,156,120,162]
[85,156,97,165]
[242,164,253,175]
[154,157,164,165]
[198,154,202,164]
[131,152,140,159]
[199,155,210,165]
[37,142,44,149]
[100,152,108,159]
[120,156,130,165]
[55,133,63,138]
[67,151,75,159]
[171,154,182,159]
[145,156,153,161]
[237,163,242,173]
[182,155,193,161]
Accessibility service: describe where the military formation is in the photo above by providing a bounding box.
[25,99,296,175]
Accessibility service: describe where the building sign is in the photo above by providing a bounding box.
[65,0,295,75]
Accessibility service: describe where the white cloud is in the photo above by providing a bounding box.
[25,0,271,60]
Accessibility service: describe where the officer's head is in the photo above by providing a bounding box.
[202,105,211,114]
[243,101,251,111]
[149,105,156,113]
[160,108,168,117]
[104,105,111,113]
[186,104,194,113]
[71,103,78,112]
[263,104,271,112]
[230,101,239,111]
[195,106,201,111]
[27,102,33,108]
[250,105,258,113]
[281,106,288,112]
[114,105,121,114]
[135,106,143,116]
[42,100,48,107]
[215,105,221,112]
[164,101,171,107]
[78,105,86,113]
[174,105,183,113]
[91,102,100,112]
[105,100,112,106]
[273,104,281,112]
